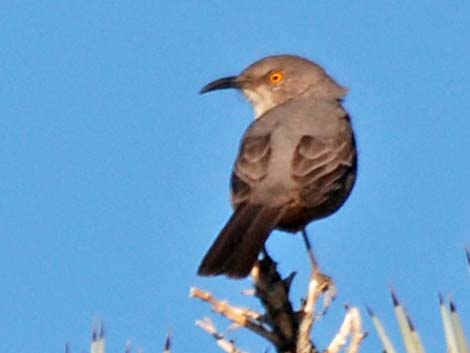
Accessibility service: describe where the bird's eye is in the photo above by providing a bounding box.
[268,71,284,84]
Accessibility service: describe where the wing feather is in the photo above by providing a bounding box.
[291,134,356,207]
[231,134,272,205]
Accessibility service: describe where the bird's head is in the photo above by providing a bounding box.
[200,54,347,118]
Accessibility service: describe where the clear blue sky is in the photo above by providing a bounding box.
[1,2,468,352]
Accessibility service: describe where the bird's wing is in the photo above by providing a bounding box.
[291,132,356,206]
[230,133,271,205]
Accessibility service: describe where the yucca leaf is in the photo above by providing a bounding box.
[439,293,459,353]
[366,305,398,353]
[91,322,106,353]
[466,248,469,274]
[391,289,418,353]
[449,298,468,353]
[405,313,426,353]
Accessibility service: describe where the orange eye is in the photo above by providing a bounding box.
[269,71,284,84]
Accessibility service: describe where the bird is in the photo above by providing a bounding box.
[198,54,357,278]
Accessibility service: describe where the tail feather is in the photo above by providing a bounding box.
[198,203,260,275]
[198,204,283,278]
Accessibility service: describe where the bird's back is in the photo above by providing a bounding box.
[231,96,357,231]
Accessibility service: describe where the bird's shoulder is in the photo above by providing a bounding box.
[235,97,352,169]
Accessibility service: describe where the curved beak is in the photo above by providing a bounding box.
[199,76,241,94]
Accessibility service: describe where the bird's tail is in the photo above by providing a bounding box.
[198,203,284,278]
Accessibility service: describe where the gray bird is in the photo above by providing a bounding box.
[198,55,357,278]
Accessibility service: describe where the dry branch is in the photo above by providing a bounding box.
[196,317,248,353]
[326,306,366,353]
[296,266,333,353]
[251,252,298,351]
[190,287,280,345]
[192,249,364,353]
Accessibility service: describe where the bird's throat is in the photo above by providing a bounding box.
[242,88,276,119]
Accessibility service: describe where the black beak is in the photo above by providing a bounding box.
[200,76,241,94]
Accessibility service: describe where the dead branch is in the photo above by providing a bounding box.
[190,287,280,345]
[326,306,366,353]
[296,266,333,353]
[196,317,248,353]
[193,247,364,353]
[251,252,298,352]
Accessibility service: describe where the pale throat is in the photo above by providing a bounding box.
[242,88,277,119]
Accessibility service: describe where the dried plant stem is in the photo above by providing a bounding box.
[196,317,248,353]
[192,242,365,353]
[190,287,280,346]
[296,266,332,353]
[326,307,365,353]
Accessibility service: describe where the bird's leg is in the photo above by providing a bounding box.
[301,228,319,269]
[300,228,336,315]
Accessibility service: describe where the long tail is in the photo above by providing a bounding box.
[198,203,284,278]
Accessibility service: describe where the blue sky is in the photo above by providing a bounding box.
[1,2,468,352]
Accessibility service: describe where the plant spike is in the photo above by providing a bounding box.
[449,298,469,353]
[439,293,459,353]
[366,305,397,353]
[390,288,417,353]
